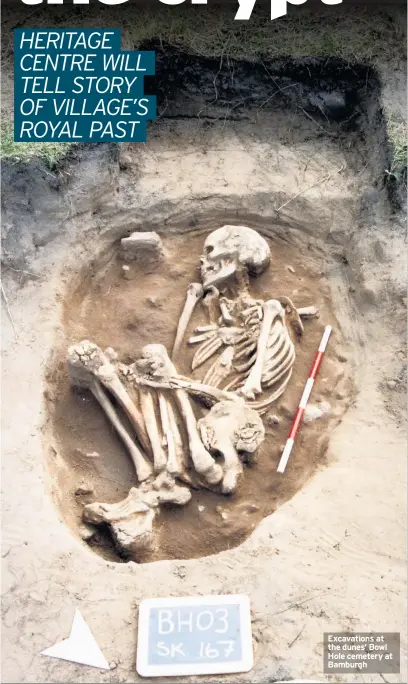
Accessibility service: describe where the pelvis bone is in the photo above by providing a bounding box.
[198,401,265,494]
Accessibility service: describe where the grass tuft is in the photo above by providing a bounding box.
[1,5,406,166]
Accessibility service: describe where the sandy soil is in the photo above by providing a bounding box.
[1,64,406,683]
[46,231,349,563]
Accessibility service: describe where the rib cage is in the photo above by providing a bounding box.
[192,300,296,412]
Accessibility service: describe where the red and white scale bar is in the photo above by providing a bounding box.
[277,325,332,474]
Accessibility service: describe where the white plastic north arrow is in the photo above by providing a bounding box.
[41,608,110,670]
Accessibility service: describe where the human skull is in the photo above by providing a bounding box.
[200,225,270,290]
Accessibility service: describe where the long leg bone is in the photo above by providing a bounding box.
[68,341,151,454]
[166,399,188,476]
[172,283,204,360]
[136,344,223,485]
[91,381,153,482]
[67,344,153,481]
[139,389,167,473]
[239,300,284,400]
[158,393,181,477]
[173,389,223,485]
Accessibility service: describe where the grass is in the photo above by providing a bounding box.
[385,115,408,184]
[1,4,406,165]
[0,122,72,167]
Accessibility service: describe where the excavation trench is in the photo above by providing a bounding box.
[3,51,403,567]
[46,227,351,563]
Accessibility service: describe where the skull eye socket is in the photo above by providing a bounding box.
[205,245,214,255]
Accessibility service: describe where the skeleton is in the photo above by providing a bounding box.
[67,225,318,558]
[173,225,319,412]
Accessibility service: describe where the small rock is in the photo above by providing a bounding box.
[78,523,96,541]
[147,296,163,309]
[386,380,397,390]
[304,401,331,423]
[287,265,295,273]
[174,566,186,579]
[266,414,280,426]
[337,353,348,363]
[215,505,228,520]
[198,505,205,513]
[109,661,118,670]
[121,231,164,265]
[245,504,260,514]
[75,483,94,496]
[122,264,134,281]
[278,404,293,420]
[119,152,132,170]
[75,448,100,459]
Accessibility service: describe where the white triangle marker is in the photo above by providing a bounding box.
[41,608,110,670]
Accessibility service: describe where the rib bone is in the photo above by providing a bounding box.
[239,300,284,400]
[203,346,234,387]
[172,283,204,359]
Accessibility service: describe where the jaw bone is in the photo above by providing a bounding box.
[67,345,153,482]
[198,400,265,494]
[172,283,203,360]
